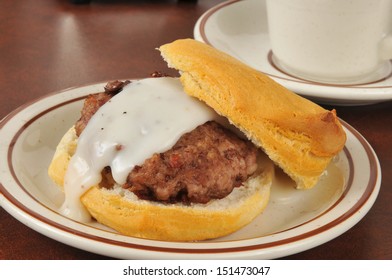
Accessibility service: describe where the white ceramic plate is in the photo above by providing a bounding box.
[194,0,392,106]
[0,81,381,259]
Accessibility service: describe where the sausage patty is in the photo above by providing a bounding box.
[124,121,258,204]
[76,81,259,204]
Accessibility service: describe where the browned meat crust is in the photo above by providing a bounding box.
[75,92,112,137]
[75,80,130,137]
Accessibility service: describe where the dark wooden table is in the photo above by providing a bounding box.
[1,0,391,260]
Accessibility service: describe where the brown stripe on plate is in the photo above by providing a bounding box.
[198,0,240,47]
[267,51,392,88]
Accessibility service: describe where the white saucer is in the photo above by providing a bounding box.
[194,0,392,106]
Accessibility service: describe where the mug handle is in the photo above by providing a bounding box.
[380,35,392,60]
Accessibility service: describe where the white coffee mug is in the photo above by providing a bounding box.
[266,0,392,84]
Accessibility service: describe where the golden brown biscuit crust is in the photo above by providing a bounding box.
[159,39,346,189]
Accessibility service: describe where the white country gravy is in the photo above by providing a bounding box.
[61,77,218,221]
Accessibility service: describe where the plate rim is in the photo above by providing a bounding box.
[0,81,382,259]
